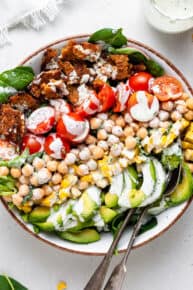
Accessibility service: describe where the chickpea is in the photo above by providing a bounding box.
[33,157,45,170]
[137,127,148,139]
[30,175,39,187]
[171,111,182,122]
[43,155,52,163]
[53,185,60,192]
[124,112,132,124]
[176,105,187,114]
[119,158,129,168]
[96,178,109,188]
[103,120,114,133]
[97,113,108,120]
[90,117,102,129]
[57,161,68,175]
[159,121,170,129]
[42,185,53,196]
[79,148,91,161]
[52,173,62,185]
[32,188,45,200]
[19,175,30,185]
[10,168,21,178]
[22,164,34,177]
[124,126,134,137]
[161,101,174,112]
[71,187,81,198]
[181,93,189,101]
[47,160,58,172]
[130,122,139,132]
[0,166,9,176]
[149,117,160,128]
[65,153,77,165]
[18,184,30,197]
[110,143,122,157]
[91,146,104,160]
[186,98,193,110]
[107,134,119,146]
[97,129,108,140]
[112,126,123,137]
[98,140,108,151]
[125,136,137,150]
[110,114,118,121]
[85,135,97,145]
[70,149,79,157]
[184,110,193,121]
[78,180,89,190]
[36,168,52,185]
[77,164,89,176]
[158,110,169,121]
[115,116,125,127]
[87,159,97,171]
[12,194,23,207]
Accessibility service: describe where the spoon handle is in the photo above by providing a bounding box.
[104,207,148,290]
[83,208,135,290]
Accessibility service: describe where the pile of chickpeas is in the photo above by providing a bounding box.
[1,93,193,209]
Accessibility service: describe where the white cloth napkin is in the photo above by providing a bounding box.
[0,0,65,47]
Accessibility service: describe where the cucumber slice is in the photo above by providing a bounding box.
[109,173,124,197]
[140,159,156,197]
[118,169,136,208]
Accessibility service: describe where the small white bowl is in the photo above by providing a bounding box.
[1,35,193,255]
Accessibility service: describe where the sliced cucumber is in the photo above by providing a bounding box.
[109,173,124,197]
[140,159,156,197]
[118,169,136,208]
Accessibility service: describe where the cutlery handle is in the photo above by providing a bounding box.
[84,208,135,290]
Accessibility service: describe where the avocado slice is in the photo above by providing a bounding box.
[170,163,193,205]
[127,165,138,187]
[35,221,55,232]
[129,189,145,208]
[100,206,117,223]
[105,193,118,208]
[57,229,100,244]
[68,220,94,233]
[29,206,51,223]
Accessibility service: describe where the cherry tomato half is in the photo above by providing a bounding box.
[151,75,183,101]
[97,84,116,112]
[44,133,70,159]
[56,112,90,143]
[129,72,153,92]
[114,82,131,112]
[26,106,55,135]
[22,134,45,154]
[75,90,100,117]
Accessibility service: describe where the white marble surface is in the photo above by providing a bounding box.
[0,0,193,289]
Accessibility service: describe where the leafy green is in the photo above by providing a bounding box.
[89,28,127,48]
[0,66,34,103]
[0,275,28,290]
[108,46,164,77]
[22,188,33,204]
[161,143,182,170]
[138,216,158,235]
[0,176,17,196]
[0,149,29,168]
[27,151,43,163]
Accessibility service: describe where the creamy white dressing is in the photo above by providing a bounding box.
[130,91,159,122]
[0,86,17,95]
[86,186,101,206]
[93,213,105,228]
[27,107,54,130]
[62,114,86,136]
[116,82,131,111]
[0,144,17,160]
[49,137,63,159]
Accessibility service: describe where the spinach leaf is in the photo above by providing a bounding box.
[0,176,17,196]
[108,46,164,77]
[0,66,34,90]
[0,149,29,168]
[89,28,127,48]
[0,275,28,290]
[0,80,17,104]
[138,216,158,235]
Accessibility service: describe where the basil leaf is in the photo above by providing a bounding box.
[145,59,164,77]
[0,66,34,91]
[0,275,28,290]
[89,28,127,48]
[0,149,29,168]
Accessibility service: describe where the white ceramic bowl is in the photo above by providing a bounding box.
[1,35,193,255]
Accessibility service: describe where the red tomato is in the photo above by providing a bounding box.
[50,99,71,121]
[0,140,17,160]
[26,106,55,135]
[22,134,45,154]
[129,72,153,92]
[75,90,100,117]
[44,133,70,159]
[56,112,90,143]
[151,75,183,101]
[97,84,116,112]
[114,82,131,112]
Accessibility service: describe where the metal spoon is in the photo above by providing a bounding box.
[104,163,182,290]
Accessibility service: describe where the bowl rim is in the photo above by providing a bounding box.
[1,34,193,256]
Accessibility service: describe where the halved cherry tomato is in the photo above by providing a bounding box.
[44,133,70,159]
[97,84,116,112]
[50,99,71,121]
[0,140,18,160]
[151,75,183,101]
[26,106,55,135]
[128,91,159,122]
[129,72,153,92]
[114,82,131,112]
[22,134,45,154]
[75,90,100,117]
[56,112,90,143]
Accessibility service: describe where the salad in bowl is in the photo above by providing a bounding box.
[0,28,193,250]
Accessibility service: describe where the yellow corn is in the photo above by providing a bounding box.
[41,192,57,207]
[18,205,32,213]
[57,281,67,290]
[81,175,93,183]
[59,189,70,200]
[98,157,112,180]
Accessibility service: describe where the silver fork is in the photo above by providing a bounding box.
[84,163,182,290]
